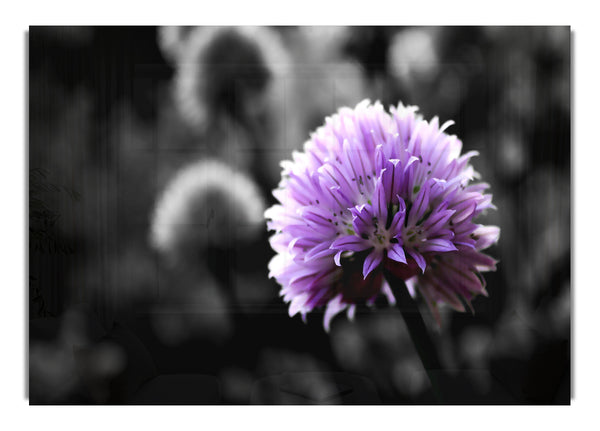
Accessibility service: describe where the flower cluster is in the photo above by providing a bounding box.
[266,100,499,330]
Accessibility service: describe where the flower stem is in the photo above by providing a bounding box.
[383,270,446,403]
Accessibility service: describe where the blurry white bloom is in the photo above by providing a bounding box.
[150,159,265,262]
[492,305,536,359]
[387,28,465,117]
[392,355,430,397]
[459,326,493,368]
[292,27,370,129]
[173,26,289,132]
[30,306,107,403]
[157,26,193,64]
[388,28,440,84]
[496,129,529,180]
[296,26,352,62]
[30,342,77,402]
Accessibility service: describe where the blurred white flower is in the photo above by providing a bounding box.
[29,306,109,403]
[157,26,194,64]
[296,26,352,63]
[150,159,266,263]
[392,355,430,397]
[388,28,440,85]
[292,27,370,129]
[459,326,493,368]
[172,26,289,133]
[491,304,536,360]
[495,129,529,180]
[30,342,77,403]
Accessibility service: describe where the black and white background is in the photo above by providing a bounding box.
[26,25,571,405]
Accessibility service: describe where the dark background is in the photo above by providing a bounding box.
[28,26,570,404]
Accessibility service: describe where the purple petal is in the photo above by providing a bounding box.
[301,208,335,230]
[350,203,371,225]
[419,238,458,253]
[372,177,388,221]
[330,235,371,252]
[363,249,384,279]
[374,145,385,171]
[381,281,397,305]
[324,294,346,332]
[407,249,426,273]
[407,182,431,226]
[404,155,420,172]
[350,204,377,237]
[387,243,407,264]
[304,242,334,261]
[466,251,498,271]
[341,139,368,193]
[452,201,477,223]
[424,208,455,234]
[334,250,343,266]
[288,293,309,317]
[347,304,356,321]
[473,225,500,250]
[404,277,417,298]
[381,159,403,204]
[388,196,407,235]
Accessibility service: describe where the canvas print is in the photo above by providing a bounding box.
[28,26,570,404]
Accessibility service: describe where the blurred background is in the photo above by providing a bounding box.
[28,26,570,404]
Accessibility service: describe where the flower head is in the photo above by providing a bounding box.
[265,100,499,330]
[151,159,265,264]
[173,26,288,132]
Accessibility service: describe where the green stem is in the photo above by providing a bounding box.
[383,269,446,403]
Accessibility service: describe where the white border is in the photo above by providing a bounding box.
[1,1,597,429]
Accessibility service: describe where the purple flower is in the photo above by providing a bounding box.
[265,100,499,331]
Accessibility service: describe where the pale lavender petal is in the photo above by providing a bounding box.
[334,250,343,266]
[419,238,458,253]
[407,181,431,226]
[289,293,309,317]
[388,196,407,235]
[363,249,384,279]
[381,159,403,203]
[305,242,334,261]
[330,235,371,252]
[407,249,426,273]
[387,243,407,263]
[347,304,356,321]
[381,280,397,305]
[372,177,388,221]
[452,201,477,223]
[324,294,346,332]
[404,277,417,298]
[473,225,500,250]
